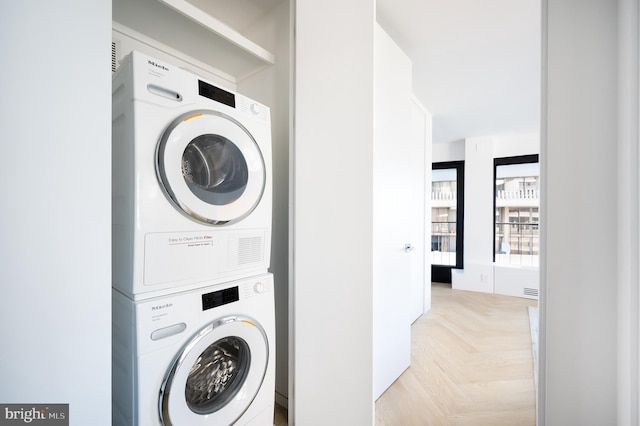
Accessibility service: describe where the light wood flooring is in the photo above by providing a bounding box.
[274,283,537,425]
[274,402,287,426]
[375,283,537,426]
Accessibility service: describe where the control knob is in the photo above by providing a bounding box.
[250,103,261,115]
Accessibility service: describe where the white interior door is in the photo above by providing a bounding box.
[373,24,414,400]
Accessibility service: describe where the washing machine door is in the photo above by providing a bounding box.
[157,110,266,225]
[159,316,269,426]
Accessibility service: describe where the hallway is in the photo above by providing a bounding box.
[375,283,537,425]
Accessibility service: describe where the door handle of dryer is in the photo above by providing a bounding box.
[404,243,416,253]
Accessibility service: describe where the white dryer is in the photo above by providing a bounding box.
[112,51,272,300]
[112,273,276,426]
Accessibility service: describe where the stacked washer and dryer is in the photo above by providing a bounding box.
[112,51,275,426]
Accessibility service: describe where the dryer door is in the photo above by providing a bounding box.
[159,316,269,426]
[157,110,266,225]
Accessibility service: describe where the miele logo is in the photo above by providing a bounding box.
[148,60,169,71]
[151,303,173,311]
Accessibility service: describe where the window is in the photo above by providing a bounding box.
[431,161,464,283]
[494,155,539,266]
[431,172,457,266]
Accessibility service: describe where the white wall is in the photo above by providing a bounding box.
[541,0,618,423]
[237,1,291,406]
[493,133,540,157]
[293,0,375,424]
[433,140,465,162]
[0,1,112,424]
[433,135,540,295]
[454,137,496,292]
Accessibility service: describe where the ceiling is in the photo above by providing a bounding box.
[376,0,541,144]
[184,0,540,145]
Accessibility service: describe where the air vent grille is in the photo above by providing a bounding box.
[228,235,264,269]
[524,287,539,297]
[111,40,121,73]
[238,236,263,264]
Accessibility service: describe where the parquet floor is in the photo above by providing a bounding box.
[375,283,538,426]
[274,283,537,426]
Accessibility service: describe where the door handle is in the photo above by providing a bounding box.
[404,243,415,253]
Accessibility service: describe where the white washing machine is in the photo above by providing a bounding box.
[112,51,272,300]
[112,273,276,426]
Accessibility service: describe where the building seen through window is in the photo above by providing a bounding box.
[494,158,540,266]
[431,168,458,266]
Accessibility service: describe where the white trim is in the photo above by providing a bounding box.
[288,0,296,423]
[538,0,548,424]
[618,0,640,424]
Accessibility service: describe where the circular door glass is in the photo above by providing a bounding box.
[185,336,251,414]
[159,316,269,426]
[157,110,266,225]
[182,135,249,206]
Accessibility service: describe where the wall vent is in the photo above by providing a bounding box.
[112,39,121,73]
[524,287,539,297]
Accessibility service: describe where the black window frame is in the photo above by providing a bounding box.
[431,161,464,283]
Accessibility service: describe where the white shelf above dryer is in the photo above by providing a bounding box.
[113,0,275,81]
[158,0,274,65]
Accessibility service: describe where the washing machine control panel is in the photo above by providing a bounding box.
[202,286,239,311]
[199,276,272,312]
[131,274,273,353]
[241,276,273,300]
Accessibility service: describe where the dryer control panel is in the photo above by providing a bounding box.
[197,78,270,123]
[198,79,235,108]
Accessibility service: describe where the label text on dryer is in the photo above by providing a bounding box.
[168,235,214,248]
